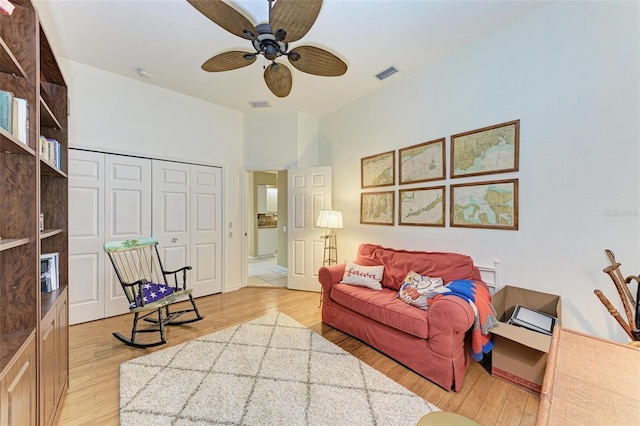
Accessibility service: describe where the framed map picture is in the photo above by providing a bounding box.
[360,191,394,225]
[451,120,519,178]
[399,186,445,227]
[399,138,445,184]
[361,150,395,188]
[450,179,518,230]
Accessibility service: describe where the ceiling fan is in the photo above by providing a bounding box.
[187,0,347,97]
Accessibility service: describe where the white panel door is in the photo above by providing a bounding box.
[190,165,222,297]
[68,150,105,325]
[287,166,332,292]
[152,160,191,283]
[103,155,152,317]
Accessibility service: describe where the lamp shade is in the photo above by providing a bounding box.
[316,209,343,229]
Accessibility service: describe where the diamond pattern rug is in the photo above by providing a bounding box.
[120,311,439,425]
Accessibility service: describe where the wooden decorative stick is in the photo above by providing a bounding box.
[605,249,636,308]
[594,289,634,340]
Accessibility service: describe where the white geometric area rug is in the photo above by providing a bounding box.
[120,311,439,425]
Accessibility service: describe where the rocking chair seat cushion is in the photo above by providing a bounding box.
[130,282,176,309]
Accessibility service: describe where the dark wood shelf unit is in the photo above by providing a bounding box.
[0,127,36,155]
[0,1,69,424]
[40,98,62,130]
[0,36,27,78]
[0,237,31,251]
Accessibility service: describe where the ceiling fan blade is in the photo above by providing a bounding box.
[288,46,347,77]
[202,51,256,72]
[187,0,256,40]
[270,0,322,43]
[264,63,292,97]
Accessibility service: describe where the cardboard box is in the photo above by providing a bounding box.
[490,285,561,394]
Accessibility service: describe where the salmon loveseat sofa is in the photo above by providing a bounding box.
[319,243,488,391]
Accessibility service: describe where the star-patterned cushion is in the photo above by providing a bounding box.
[129,282,176,309]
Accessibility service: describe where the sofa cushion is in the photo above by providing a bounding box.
[341,260,384,290]
[330,283,429,338]
[356,243,475,291]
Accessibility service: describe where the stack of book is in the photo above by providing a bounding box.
[39,135,61,168]
[40,252,59,293]
[0,89,29,144]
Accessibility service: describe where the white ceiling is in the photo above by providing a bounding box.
[33,0,547,117]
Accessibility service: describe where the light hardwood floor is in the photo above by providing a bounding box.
[56,287,539,425]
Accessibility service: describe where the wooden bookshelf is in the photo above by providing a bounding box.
[0,1,69,425]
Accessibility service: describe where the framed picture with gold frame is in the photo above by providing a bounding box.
[399,186,445,227]
[450,179,518,230]
[361,150,395,188]
[451,120,520,178]
[399,138,445,184]
[360,191,394,225]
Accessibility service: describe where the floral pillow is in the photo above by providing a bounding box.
[397,271,446,310]
[341,260,384,290]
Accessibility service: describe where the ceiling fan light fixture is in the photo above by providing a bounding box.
[264,43,278,60]
[256,23,274,41]
[275,29,286,42]
[288,51,300,62]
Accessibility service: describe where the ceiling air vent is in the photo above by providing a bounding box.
[375,66,399,81]
[249,100,272,108]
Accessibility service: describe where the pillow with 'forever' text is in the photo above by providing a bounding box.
[341,260,384,290]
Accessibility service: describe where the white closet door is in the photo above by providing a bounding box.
[103,155,152,318]
[287,166,332,292]
[190,165,223,297]
[68,150,105,324]
[152,160,191,282]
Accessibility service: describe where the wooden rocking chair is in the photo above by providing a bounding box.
[596,249,640,341]
[104,237,204,348]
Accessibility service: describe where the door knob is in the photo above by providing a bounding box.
[171,238,178,243]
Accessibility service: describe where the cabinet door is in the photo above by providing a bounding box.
[266,187,277,212]
[68,150,105,324]
[40,309,57,426]
[55,292,69,400]
[258,228,277,256]
[0,334,36,426]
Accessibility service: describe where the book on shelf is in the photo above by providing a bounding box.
[39,135,61,168]
[40,252,59,293]
[0,91,28,143]
[11,97,28,144]
[0,0,15,16]
[0,89,13,133]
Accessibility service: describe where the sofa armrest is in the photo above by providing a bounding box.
[318,264,345,305]
[427,295,475,342]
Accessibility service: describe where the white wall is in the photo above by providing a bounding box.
[319,1,640,342]
[61,59,245,290]
[242,111,299,170]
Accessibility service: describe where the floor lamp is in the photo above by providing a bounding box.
[317,209,343,266]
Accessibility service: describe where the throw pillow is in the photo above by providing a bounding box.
[397,271,446,310]
[341,260,384,290]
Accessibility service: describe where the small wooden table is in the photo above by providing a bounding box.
[536,327,640,425]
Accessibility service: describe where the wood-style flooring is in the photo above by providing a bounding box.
[56,287,539,425]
